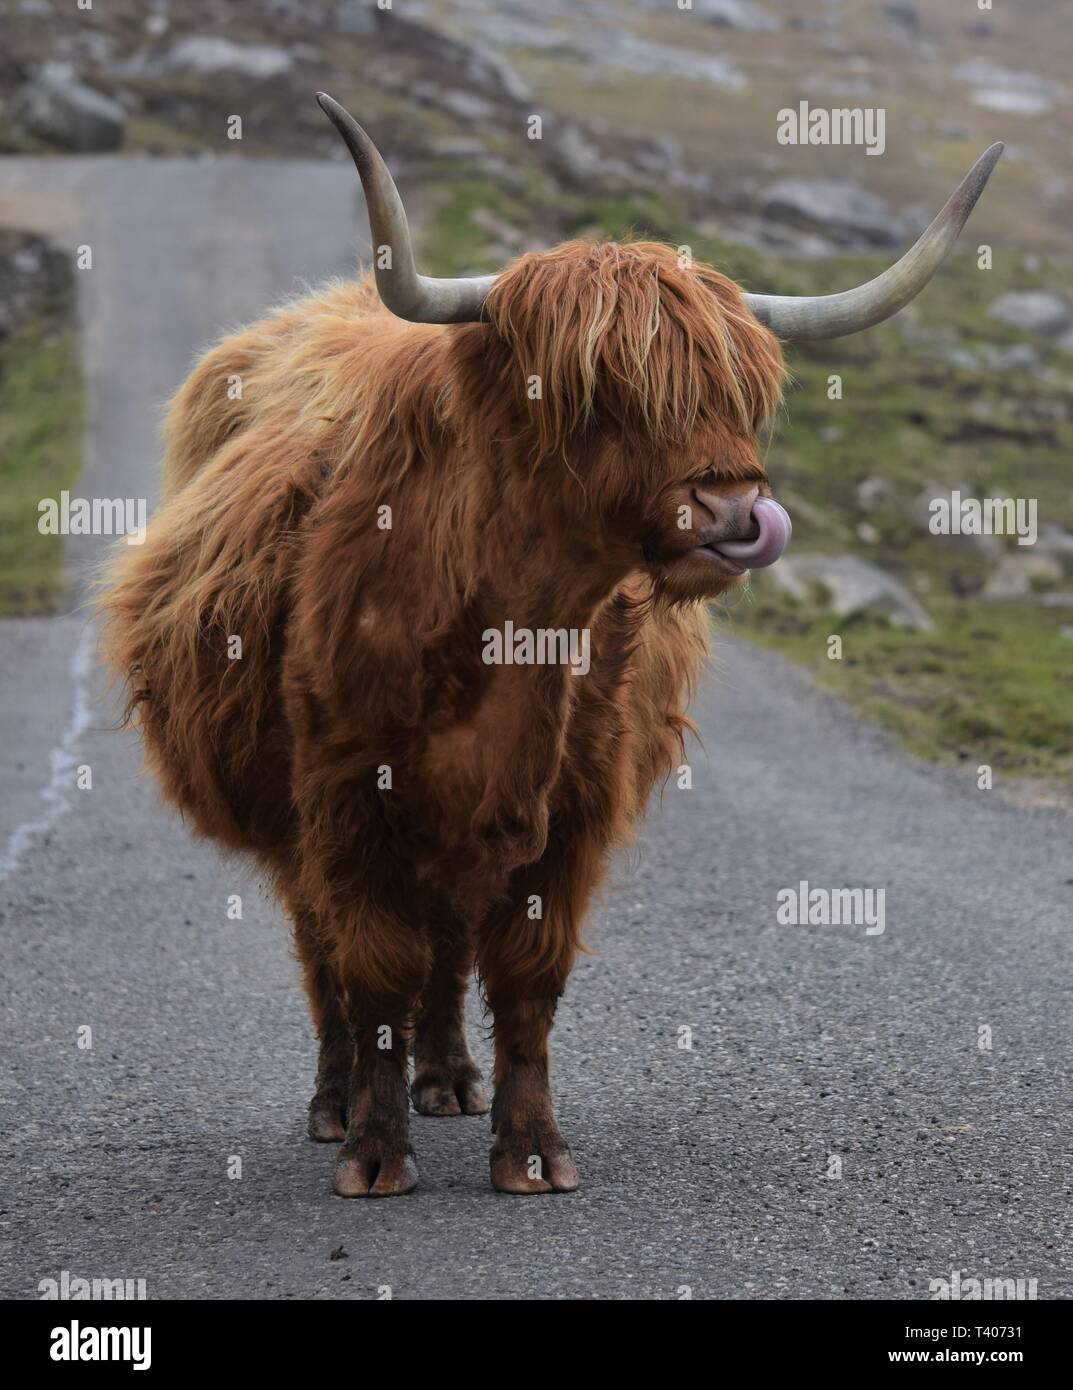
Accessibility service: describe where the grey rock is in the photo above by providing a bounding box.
[633,0,779,30]
[334,2,377,38]
[426,136,488,159]
[697,0,781,30]
[938,344,981,371]
[0,231,68,338]
[1034,524,1073,561]
[10,62,125,152]
[982,343,1040,372]
[765,555,934,630]
[934,120,973,140]
[981,553,1064,601]
[601,32,746,90]
[159,36,295,79]
[379,13,530,104]
[413,86,495,122]
[955,58,1060,116]
[1056,327,1073,356]
[987,291,1073,338]
[554,122,605,182]
[883,3,920,32]
[856,475,894,511]
[759,179,902,247]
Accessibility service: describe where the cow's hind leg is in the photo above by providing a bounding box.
[411,913,489,1117]
[293,908,351,1142]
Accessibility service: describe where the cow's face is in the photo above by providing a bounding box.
[479,240,791,600]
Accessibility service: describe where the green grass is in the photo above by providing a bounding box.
[738,592,1073,782]
[0,283,84,614]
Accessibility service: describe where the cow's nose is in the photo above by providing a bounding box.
[691,482,760,543]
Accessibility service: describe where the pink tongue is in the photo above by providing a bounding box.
[712,496,792,568]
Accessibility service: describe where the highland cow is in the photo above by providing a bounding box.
[100,95,1001,1196]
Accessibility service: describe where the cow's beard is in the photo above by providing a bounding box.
[644,535,750,604]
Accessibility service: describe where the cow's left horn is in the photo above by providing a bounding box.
[744,143,1004,341]
[317,93,495,324]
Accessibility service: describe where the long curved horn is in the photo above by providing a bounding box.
[317,92,495,324]
[745,143,1004,341]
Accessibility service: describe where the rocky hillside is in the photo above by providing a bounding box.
[4,0,1069,254]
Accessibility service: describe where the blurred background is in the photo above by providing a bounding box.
[2,0,1071,791]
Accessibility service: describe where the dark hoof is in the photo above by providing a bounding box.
[333,1145,419,1198]
[491,1144,579,1195]
[412,1067,490,1117]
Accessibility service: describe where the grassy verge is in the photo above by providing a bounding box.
[0,271,84,614]
[737,592,1073,783]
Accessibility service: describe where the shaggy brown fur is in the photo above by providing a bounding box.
[100,239,786,1196]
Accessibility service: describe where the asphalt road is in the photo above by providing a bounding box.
[1,159,1070,1301]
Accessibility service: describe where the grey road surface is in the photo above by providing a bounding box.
[1,159,1070,1301]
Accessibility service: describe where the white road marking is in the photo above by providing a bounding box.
[0,621,95,880]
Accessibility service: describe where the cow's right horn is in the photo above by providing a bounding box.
[317,93,495,325]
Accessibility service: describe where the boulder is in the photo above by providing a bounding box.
[1034,524,1073,562]
[0,232,69,338]
[10,62,125,152]
[955,59,1059,116]
[158,36,294,79]
[856,475,894,511]
[377,13,531,104]
[758,179,902,247]
[764,555,934,630]
[981,553,1064,601]
[883,3,921,33]
[987,290,1073,339]
[600,32,746,89]
[697,0,781,30]
[553,122,605,182]
[982,343,1040,372]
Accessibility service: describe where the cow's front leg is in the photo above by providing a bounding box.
[333,988,419,1198]
[485,991,578,1194]
[326,906,429,1198]
[477,869,581,1193]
